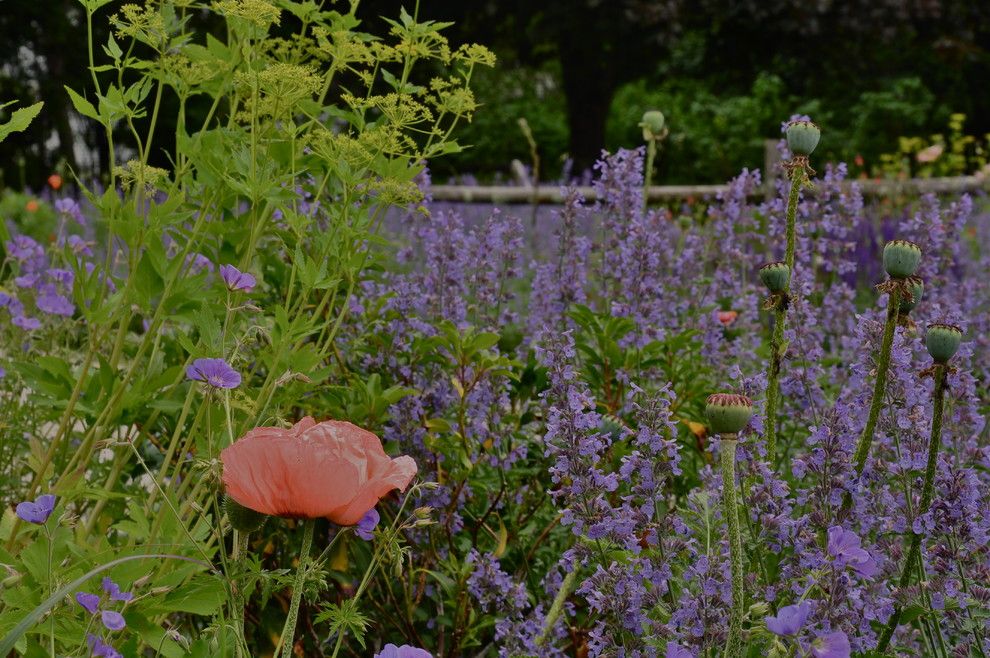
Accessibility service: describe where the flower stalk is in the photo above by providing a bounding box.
[278,519,315,658]
[720,433,744,657]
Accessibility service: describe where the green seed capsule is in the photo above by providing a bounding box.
[640,110,666,141]
[224,494,266,533]
[882,240,922,279]
[925,323,962,363]
[898,276,924,314]
[705,393,753,435]
[759,261,791,293]
[785,120,820,156]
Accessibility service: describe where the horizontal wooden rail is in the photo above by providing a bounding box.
[428,176,990,204]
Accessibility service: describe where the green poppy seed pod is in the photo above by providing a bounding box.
[785,120,820,156]
[224,494,266,533]
[925,323,962,363]
[759,261,790,293]
[898,276,924,314]
[640,110,666,141]
[883,240,922,279]
[705,393,753,435]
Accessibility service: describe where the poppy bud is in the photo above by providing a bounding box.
[898,276,924,314]
[640,110,666,141]
[705,393,753,435]
[882,240,922,279]
[785,120,820,156]
[759,261,790,293]
[224,494,266,533]
[925,323,962,363]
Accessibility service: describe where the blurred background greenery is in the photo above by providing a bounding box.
[2,0,989,185]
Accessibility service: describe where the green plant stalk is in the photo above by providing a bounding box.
[784,165,803,272]
[876,363,947,651]
[232,529,251,658]
[278,520,315,658]
[643,139,657,209]
[852,286,902,475]
[764,304,786,463]
[720,435,744,658]
[537,568,578,646]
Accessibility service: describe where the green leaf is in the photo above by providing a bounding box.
[64,86,100,121]
[0,101,43,143]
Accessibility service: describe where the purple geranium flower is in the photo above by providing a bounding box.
[765,601,811,636]
[374,644,432,658]
[356,508,380,541]
[810,631,850,658]
[36,289,75,317]
[665,641,692,658]
[87,635,123,658]
[186,358,241,389]
[12,315,41,331]
[826,526,877,578]
[101,577,133,602]
[219,264,256,292]
[100,610,126,631]
[75,592,100,614]
[15,494,56,524]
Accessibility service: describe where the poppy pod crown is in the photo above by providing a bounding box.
[705,393,753,436]
[221,417,417,526]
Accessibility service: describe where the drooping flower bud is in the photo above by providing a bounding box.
[925,323,962,363]
[785,120,820,156]
[759,261,790,293]
[705,393,753,435]
[882,240,922,279]
[640,110,666,141]
[224,494,266,533]
[898,276,924,314]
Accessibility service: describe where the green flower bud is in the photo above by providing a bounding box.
[925,323,962,363]
[883,240,922,279]
[898,276,924,314]
[785,120,820,156]
[224,494,266,533]
[759,261,791,293]
[705,393,753,435]
[639,110,666,141]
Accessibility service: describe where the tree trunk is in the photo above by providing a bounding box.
[557,27,616,176]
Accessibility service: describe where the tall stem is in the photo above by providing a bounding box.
[278,520,315,658]
[784,166,802,272]
[876,363,947,651]
[764,305,786,463]
[232,530,251,658]
[643,139,656,210]
[720,435,744,657]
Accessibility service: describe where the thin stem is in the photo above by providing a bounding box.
[720,435,744,658]
[643,139,656,210]
[232,530,251,658]
[537,568,578,646]
[278,520,315,658]
[876,363,947,651]
[784,166,802,272]
[764,304,786,463]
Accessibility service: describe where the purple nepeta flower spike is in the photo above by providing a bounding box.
[665,641,693,658]
[75,591,100,614]
[100,610,126,631]
[186,358,241,389]
[101,577,133,602]
[765,601,811,636]
[374,644,432,658]
[15,494,56,524]
[219,264,256,292]
[355,508,379,541]
[810,631,850,658]
[826,526,877,578]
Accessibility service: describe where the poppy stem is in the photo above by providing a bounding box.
[232,529,250,658]
[720,434,744,658]
[278,520,315,658]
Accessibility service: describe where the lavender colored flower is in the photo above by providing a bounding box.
[373,643,432,658]
[665,641,692,658]
[11,314,41,331]
[15,494,56,524]
[810,631,850,658]
[100,610,126,631]
[355,508,379,541]
[101,577,133,602]
[55,198,87,226]
[87,634,123,658]
[36,287,75,317]
[186,358,241,389]
[826,526,877,578]
[765,601,811,636]
[75,592,100,614]
[219,264,256,292]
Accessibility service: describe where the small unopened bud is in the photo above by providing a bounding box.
[882,240,922,279]
[224,494,266,533]
[759,261,790,293]
[414,506,433,519]
[925,323,962,363]
[898,276,924,314]
[639,110,666,141]
[785,120,820,156]
[705,393,753,435]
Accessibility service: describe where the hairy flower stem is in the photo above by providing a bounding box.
[720,435,744,658]
[232,530,250,658]
[784,164,803,272]
[643,139,657,210]
[852,286,902,475]
[537,567,578,646]
[278,520,315,658]
[876,363,947,651]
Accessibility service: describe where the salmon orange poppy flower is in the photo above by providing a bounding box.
[717,310,738,326]
[48,174,63,190]
[220,417,417,526]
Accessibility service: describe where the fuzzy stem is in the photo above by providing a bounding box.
[784,165,803,272]
[720,435,744,657]
[764,304,786,462]
[876,363,947,651]
[643,139,657,210]
[537,567,578,646]
[278,520,315,658]
[232,530,251,658]
[852,285,901,475]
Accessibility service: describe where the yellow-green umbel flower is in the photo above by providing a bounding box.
[759,261,791,293]
[639,110,666,141]
[785,120,820,156]
[925,323,963,363]
[898,276,925,314]
[705,393,753,435]
[882,240,922,279]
